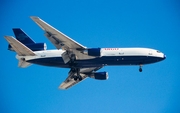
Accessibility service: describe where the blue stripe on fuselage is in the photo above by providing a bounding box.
[27,56,164,68]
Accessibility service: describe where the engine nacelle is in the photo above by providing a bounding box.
[8,43,47,51]
[89,72,108,80]
[26,43,47,51]
[82,48,101,56]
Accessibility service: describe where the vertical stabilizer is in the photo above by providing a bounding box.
[8,29,47,51]
[12,28,35,44]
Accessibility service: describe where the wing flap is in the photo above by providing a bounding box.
[4,36,36,56]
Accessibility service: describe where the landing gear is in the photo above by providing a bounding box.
[139,65,143,72]
[139,67,142,72]
[68,54,78,68]
[78,76,82,81]
[72,68,83,81]
[73,75,82,81]
[70,54,76,63]
[73,76,77,81]
[71,54,76,61]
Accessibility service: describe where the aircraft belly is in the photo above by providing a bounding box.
[27,57,68,68]
[27,56,163,68]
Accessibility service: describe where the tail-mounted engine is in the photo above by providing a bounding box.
[82,48,101,56]
[89,72,108,80]
[8,43,47,51]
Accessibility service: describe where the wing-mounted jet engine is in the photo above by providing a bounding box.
[82,48,101,56]
[88,72,108,80]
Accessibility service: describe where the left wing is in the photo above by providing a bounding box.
[30,16,86,50]
[59,67,102,89]
[30,16,93,63]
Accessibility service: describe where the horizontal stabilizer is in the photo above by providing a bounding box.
[4,36,36,56]
[18,59,31,68]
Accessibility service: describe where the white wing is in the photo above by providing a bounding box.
[30,16,86,50]
[30,16,94,63]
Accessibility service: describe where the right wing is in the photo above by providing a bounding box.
[4,36,36,56]
[59,67,102,90]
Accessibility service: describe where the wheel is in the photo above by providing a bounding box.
[139,68,142,72]
[78,76,82,81]
[74,76,78,81]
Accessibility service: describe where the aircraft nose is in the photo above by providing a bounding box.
[163,54,166,60]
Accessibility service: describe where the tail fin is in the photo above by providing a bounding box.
[12,28,35,44]
[8,28,47,51]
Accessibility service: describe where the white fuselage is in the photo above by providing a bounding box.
[16,48,166,68]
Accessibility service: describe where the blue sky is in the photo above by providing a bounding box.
[1,0,180,113]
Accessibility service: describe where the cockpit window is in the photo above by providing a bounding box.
[157,50,161,53]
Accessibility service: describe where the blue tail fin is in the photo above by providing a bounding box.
[12,28,35,44]
[8,28,47,52]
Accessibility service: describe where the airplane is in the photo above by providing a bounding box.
[4,16,166,89]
